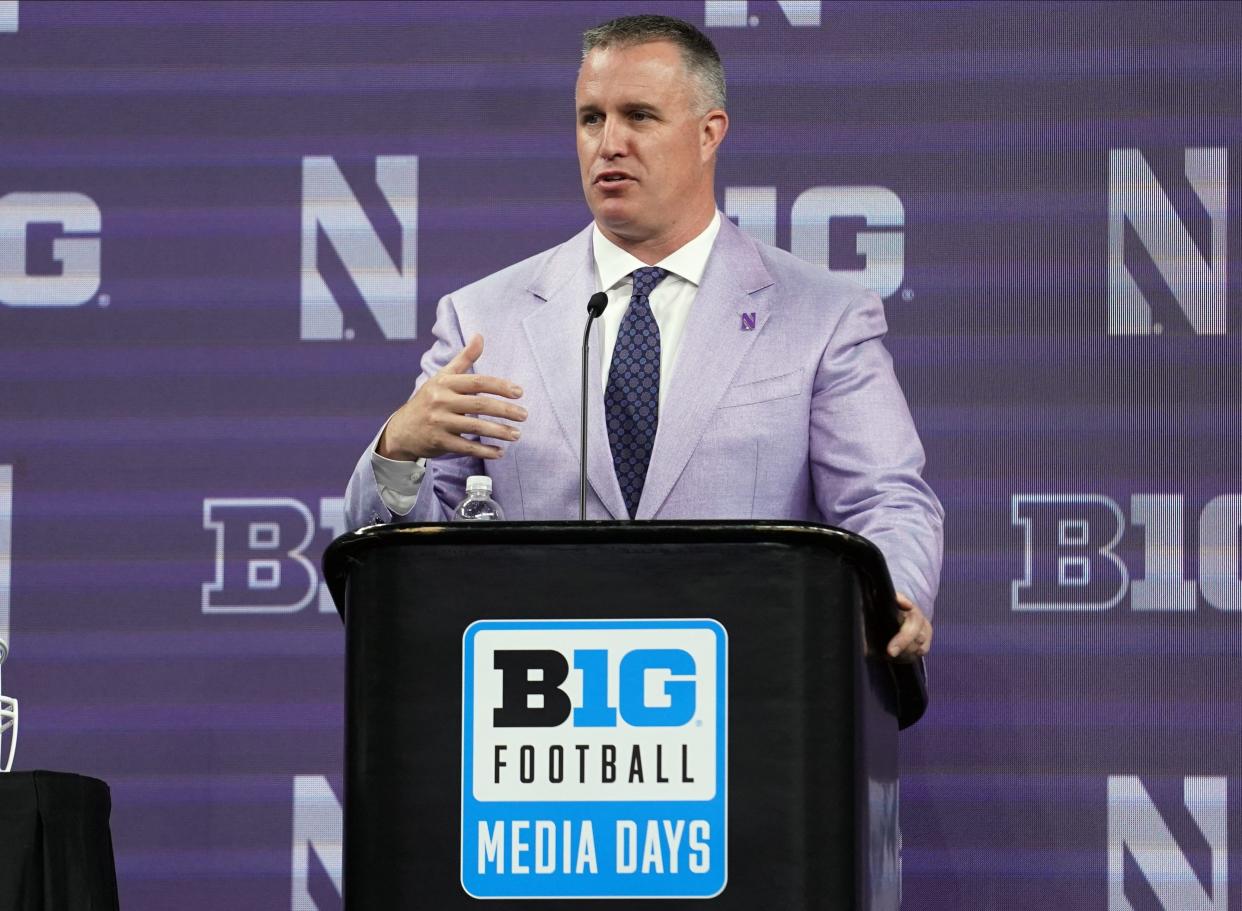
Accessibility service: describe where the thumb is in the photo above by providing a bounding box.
[443,333,484,374]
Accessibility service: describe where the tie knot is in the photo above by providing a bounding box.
[630,267,667,299]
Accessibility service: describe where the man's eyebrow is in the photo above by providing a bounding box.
[576,100,663,115]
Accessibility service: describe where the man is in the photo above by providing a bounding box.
[345,15,942,660]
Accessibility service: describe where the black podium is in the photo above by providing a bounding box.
[0,770,121,911]
[324,521,926,910]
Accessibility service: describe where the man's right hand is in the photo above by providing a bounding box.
[378,334,527,461]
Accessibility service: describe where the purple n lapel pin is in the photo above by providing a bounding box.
[740,312,756,331]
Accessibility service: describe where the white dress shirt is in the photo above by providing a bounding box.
[372,212,722,516]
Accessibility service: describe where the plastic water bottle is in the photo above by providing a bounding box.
[453,475,505,522]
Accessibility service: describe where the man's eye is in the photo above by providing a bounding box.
[582,114,601,125]
[631,111,649,121]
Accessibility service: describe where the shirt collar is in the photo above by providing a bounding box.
[591,210,722,293]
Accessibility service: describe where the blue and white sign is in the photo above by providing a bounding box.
[461,619,728,899]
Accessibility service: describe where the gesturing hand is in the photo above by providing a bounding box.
[886,592,933,662]
[378,334,527,461]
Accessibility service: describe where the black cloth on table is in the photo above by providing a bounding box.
[0,771,120,911]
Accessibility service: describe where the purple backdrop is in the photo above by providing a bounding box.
[2,1,1240,908]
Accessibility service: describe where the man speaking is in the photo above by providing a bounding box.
[344,14,942,660]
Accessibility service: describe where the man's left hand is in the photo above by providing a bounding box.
[886,592,932,661]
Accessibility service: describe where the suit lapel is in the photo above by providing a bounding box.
[637,219,775,519]
[522,226,628,520]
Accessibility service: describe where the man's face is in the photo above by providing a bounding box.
[575,41,720,249]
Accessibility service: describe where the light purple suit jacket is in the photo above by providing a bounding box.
[346,217,944,614]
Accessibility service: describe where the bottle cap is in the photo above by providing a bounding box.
[465,475,492,495]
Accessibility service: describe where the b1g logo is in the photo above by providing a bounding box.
[461,619,728,900]
[1011,493,1241,612]
[201,497,345,615]
[725,185,906,299]
[0,192,102,307]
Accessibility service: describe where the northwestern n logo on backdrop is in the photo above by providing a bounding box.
[1108,147,1228,336]
[300,155,418,341]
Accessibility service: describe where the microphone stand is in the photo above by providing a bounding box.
[580,292,609,520]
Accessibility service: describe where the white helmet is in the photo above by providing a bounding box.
[0,638,17,773]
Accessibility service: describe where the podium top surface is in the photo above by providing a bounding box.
[324,519,888,596]
[323,520,927,728]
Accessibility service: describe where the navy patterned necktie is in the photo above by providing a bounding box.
[605,266,668,518]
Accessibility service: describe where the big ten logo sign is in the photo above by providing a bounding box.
[291,775,343,910]
[1109,148,1228,336]
[462,620,728,900]
[0,193,102,307]
[1108,776,1230,911]
[300,156,418,342]
[724,186,907,300]
[201,497,345,615]
[705,1,821,28]
[1011,494,1242,612]
[0,2,17,32]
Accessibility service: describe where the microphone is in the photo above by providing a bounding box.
[580,292,610,520]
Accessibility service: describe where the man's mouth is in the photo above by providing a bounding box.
[595,171,635,185]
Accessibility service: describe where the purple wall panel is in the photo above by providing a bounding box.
[2,1,1240,907]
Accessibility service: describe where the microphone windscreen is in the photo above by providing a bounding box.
[586,291,609,318]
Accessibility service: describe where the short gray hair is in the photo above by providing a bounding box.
[581,14,726,113]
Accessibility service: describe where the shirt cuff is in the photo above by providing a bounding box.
[370,450,426,517]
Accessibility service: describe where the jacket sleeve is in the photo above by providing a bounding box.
[809,289,944,617]
[343,291,484,530]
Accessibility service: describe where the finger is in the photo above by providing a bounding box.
[439,414,522,443]
[433,432,505,460]
[890,619,933,659]
[887,632,914,658]
[888,594,920,656]
[442,373,525,401]
[449,392,528,422]
[442,333,485,375]
[887,616,925,658]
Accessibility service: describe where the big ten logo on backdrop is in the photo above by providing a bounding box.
[724,187,908,301]
[0,2,17,32]
[704,0,821,28]
[201,497,346,615]
[1108,776,1232,911]
[462,620,727,900]
[291,775,343,911]
[300,156,418,342]
[1109,148,1229,336]
[1011,494,1241,612]
[0,193,103,308]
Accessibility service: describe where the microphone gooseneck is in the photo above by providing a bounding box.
[580,292,610,520]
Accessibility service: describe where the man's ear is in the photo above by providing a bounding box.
[701,109,729,162]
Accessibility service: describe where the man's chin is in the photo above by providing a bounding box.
[589,200,641,235]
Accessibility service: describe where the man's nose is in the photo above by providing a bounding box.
[599,117,627,159]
